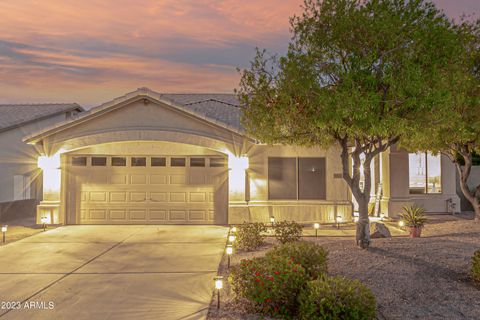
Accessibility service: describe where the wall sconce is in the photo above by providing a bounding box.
[226,244,233,268]
[37,154,60,170]
[1,225,7,243]
[214,276,224,309]
[313,223,320,237]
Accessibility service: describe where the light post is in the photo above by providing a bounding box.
[336,215,343,229]
[214,276,223,309]
[226,244,233,268]
[313,223,320,237]
[1,225,7,243]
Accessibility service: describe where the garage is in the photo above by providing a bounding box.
[66,154,228,225]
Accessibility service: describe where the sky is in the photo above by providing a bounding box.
[0,0,479,107]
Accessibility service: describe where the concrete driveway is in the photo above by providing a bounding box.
[0,225,228,320]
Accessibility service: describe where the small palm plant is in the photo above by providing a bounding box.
[399,205,427,238]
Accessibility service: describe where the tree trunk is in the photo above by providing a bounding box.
[454,152,480,221]
[355,196,371,249]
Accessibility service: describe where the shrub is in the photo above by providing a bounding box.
[298,277,376,320]
[399,205,427,227]
[237,222,267,251]
[472,249,480,286]
[274,220,303,244]
[230,256,308,317]
[266,241,328,280]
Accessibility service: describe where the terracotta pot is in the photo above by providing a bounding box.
[408,226,423,238]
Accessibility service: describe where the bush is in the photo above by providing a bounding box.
[399,205,427,227]
[298,277,376,320]
[266,241,328,280]
[237,222,267,251]
[274,220,303,244]
[230,256,308,317]
[472,249,480,286]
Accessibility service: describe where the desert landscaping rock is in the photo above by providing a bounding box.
[370,222,392,239]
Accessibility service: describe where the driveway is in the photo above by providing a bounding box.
[0,225,228,320]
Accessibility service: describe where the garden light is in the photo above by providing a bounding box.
[40,216,48,231]
[226,244,233,268]
[314,223,320,237]
[214,276,223,309]
[231,226,237,233]
[228,234,236,243]
[336,215,343,229]
[399,220,405,228]
[380,213,385,221]
[1,225,7,243]
[270,216,275,225]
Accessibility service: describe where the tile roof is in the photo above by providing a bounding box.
[0,103,82,132]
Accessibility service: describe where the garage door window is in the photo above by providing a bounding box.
[210,158,226,167]
[112,157,126,166]
[131,157,146,167]
[151,157,166,167]
[92,157,107,166]
[72,156,87,166]
[190,158,205,167]
[171,157,186,167]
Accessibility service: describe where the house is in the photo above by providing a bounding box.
[0,103,83,220]
[1,88,462,225]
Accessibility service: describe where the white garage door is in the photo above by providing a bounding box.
[67,155,227,224]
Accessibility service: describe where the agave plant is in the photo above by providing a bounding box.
[399,205,427,228]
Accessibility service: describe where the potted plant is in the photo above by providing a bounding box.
[399,205,427,238]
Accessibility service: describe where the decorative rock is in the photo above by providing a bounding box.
[370,222,392,239]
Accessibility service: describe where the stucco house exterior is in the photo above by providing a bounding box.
[0,88,462,226]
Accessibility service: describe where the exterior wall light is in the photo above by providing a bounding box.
[1,225,7,243]
[214,276,224,309]
[314,223,320,237]
[37,154,60,170]
[226,244,233,268]
[228,234,236,243]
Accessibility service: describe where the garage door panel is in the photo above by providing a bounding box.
[109,210,127,220]
[73,155,226,225]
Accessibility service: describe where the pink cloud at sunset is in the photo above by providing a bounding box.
[0,0,478,106]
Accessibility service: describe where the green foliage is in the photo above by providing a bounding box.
[472,249,480,286]
[230,256,308,317]
[237,222,267,251]
[266,241,328,279]
[298,277,376,320]
[274,220,303,244]
[399,205,428,227]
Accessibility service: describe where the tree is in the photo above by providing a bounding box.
[403,19,480,220]
[237,0,461,247]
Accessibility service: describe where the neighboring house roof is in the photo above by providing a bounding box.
[0,103,83,133]
[24,88,246,144]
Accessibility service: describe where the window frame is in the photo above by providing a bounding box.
[408,152,442,195]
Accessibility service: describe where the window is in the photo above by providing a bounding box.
[111,157,126,166]
[210,157,226,167]
[151,157,166,167]
[131,157,146,167]
[190,158,205,167]
[298,158,326,199]
[71,156,87,166]
[409,152,442,194]
[268,157,327,200]
[91,157,107,166]
[171,157,186,167]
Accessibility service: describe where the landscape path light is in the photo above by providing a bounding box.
[336,215,343,229]
[313,223,320,237]
[214,276,223,309]
[228,234,236,243]
[40,216,48,231]
[1,225,7,243]
[398,220,405,228]
[380,213,385,221]
[226,244,233,268]
[230,226,237,233]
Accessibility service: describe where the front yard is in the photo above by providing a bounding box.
[208,214,480,320]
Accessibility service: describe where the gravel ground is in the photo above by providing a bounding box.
[207,214,480,320]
